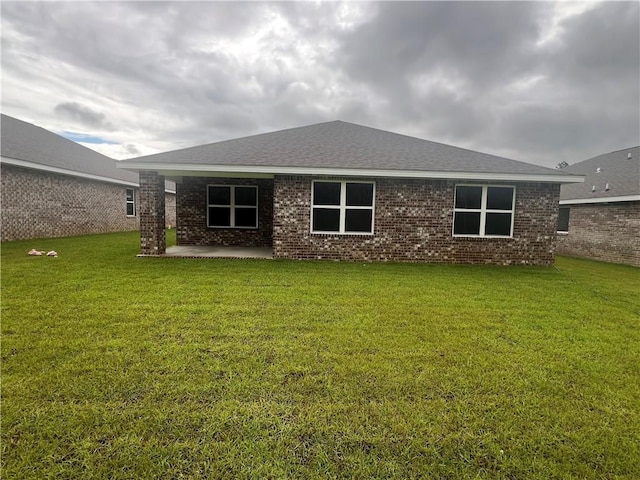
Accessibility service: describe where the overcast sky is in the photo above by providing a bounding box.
[2,1,639,168]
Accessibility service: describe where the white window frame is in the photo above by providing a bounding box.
[452,185,515,238]
[311,180,375,235]
[126,188,136,217]
[207,184,258,229]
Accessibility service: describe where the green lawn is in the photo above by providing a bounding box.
[2,231,639,479]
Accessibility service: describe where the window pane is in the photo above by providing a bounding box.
[235,207,257,228]
[345,209,372,232]
[313,182,341,206]
[126,189,134,201]
[312,208,340,231]
[454,212,481,235]
[558,207,570,232]
[126,203,134,216]
[209,207,231,227]
[346,183,373,206]
[455,186,482,209]
[208,186,230,205]
[235,187,257,206]
[487,187,514,210]
[485,213,512,236]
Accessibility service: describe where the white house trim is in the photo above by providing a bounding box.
[559,195,640,205]
[118,162,584,184]
[2,156,176,193]
[2,156,139,187]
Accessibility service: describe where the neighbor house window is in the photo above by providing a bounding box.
[207,185,258,228]
[558,207,570,233]
[453,185,515,237]
[126,188,136,216]
[311,181,375,234]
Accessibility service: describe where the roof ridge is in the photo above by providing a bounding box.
[1,113,115,160]
[132,120,350,161]
[1,113,141,185]
[570,145,640,166]
[580,145,640,162]
[330,120,564,174]
[127,119,554,175]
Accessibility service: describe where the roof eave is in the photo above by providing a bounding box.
[117,162,584,184]
[2,155,139,187]
[1,156,177,193]
[560,194,640,204]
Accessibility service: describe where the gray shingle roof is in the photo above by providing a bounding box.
[1,114,139,185]
[560,146,640,201]
[122,120,572,178]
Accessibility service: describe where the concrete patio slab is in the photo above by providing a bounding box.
[139,246,273,259]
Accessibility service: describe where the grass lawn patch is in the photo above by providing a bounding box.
[2,231,639,479]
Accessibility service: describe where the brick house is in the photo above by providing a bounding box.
[119,121,582,264]
[556,146,639,266]
[0,114,176,242]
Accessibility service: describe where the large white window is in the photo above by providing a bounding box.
[126,188,136,217]
[207,185,258,228]
[453,185,515,237]
[311,181,375,234]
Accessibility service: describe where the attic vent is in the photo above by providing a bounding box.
[596,167,602,173]
[628,153,632,160]
[555,161,569,169]
[592,185,597,192]
[605,183,610,191]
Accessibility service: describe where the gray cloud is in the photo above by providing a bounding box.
[124,144,140,155]
[505,1,640,164]
[335,2,542,106]
[53,102,114,131]
[1,1,638,165]
[330,1,639,165]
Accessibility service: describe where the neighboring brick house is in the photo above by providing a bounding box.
[119,121,583,264]
[0,114,176,242]
[556,147,640,267]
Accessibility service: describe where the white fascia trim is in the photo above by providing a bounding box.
[2,156,139,188]
[560,195,640,205]
[2,156,177,194]
[117,162,584,184]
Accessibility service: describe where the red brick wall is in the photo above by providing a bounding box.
[176,177,273,247]
[556,202,640,266]
[1,164,139,242]
[139,170,166,255]
[272,176,560,265]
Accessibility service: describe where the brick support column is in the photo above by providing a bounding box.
[139,170,166,255]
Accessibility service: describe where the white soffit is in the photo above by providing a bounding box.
[560,195,640,205]
[118,162,584,184]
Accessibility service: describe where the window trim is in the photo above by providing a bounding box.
[311,180,375,235]
[207,184,259,229]
[452,184,516,238]
[126,188,136,217]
